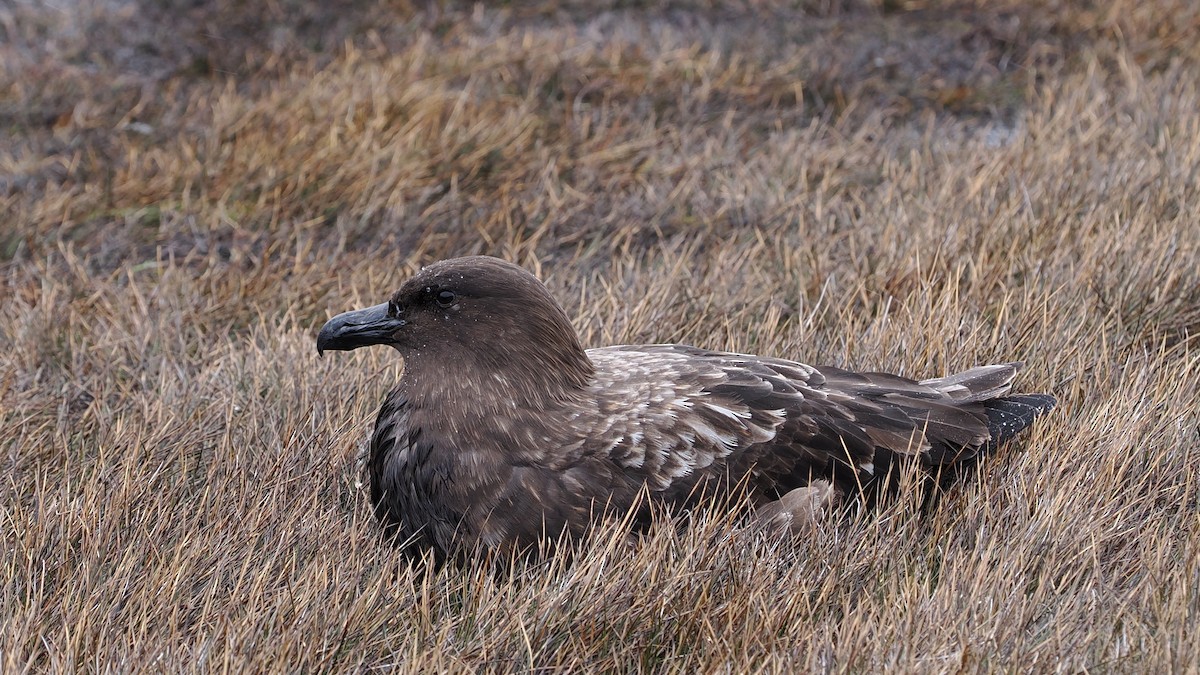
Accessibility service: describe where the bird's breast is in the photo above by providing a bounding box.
[368,394,467,550]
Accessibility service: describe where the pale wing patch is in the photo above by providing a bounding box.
[702,402,748,422]
[585,348,798,492]
[683,416,740,450]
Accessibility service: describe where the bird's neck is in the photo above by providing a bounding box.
[398,351,593,460]
[402,334,594,405]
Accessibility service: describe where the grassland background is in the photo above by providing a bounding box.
[3,0,1199,671]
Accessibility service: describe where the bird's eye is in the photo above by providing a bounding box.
[435,290,457,308]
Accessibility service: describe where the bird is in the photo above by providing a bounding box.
[317,255,1056,560]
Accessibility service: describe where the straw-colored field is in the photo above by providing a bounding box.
[3,1,1199,671]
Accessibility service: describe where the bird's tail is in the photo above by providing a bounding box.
[919,361,1056,445]
[981,394,1057,445]
[919,362,1022,403]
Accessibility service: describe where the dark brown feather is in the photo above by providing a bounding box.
[318,256,1057,559]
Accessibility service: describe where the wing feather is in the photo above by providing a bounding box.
[581,345,1050,504]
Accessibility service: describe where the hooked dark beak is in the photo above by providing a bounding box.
[317,302,405,355]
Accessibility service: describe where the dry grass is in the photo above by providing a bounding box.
[3,0,1200,671]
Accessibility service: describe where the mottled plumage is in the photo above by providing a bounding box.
[317,256,1056,559]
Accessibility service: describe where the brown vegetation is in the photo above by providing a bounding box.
[3,0,1199,671]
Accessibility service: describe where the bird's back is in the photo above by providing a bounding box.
[581,345,1055,507]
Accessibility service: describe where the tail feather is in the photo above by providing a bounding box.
[920,362,1022,403]
[982,394,1057,445]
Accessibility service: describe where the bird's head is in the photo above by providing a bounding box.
[317,256,594,398]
